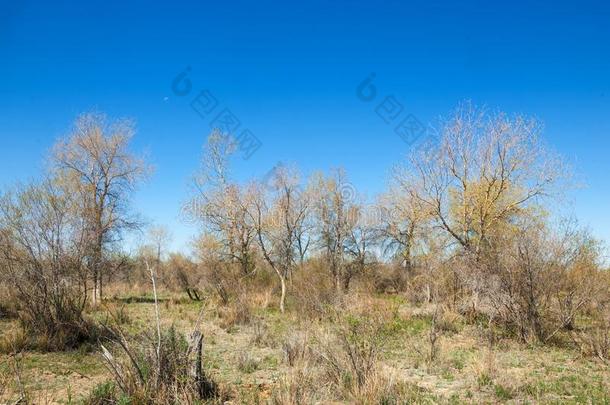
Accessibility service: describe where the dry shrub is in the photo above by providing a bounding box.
[236,351,259,374]
[0,358,12,400]
[200,261,266,307]
[0,285,17,320]
[320,312,434,403]
[104,280,153,300]
[341,293,399,322]
[469,346,497,389]
[319,314,383,399]
[366,264,406,294]
[161,253,204,301]
[0,181,102,352]
[271,366,319,405]
[98,326,218,404]
[248,285,274,310]
[0,325,27,354]
[217,296,252,330]
[0,354,30,404]
[273,347,428,405]
[272,329,323,404]
[282,331,310,367]
[434,307,463,335]
[13,312,102,353]
[572,305,610,361]
[250,319,274,347]
[447,222,610,345]
[352,371,432,404]
[574,325,610,361]
[100,302,131,328]
[291,263,337,318]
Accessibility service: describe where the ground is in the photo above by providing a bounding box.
[1,292,609,404]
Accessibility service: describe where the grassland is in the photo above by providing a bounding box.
[1,289,608,404]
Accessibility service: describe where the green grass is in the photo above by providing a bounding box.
[494,383,514,400]
[382,313,431,338]
[520,372,610,404]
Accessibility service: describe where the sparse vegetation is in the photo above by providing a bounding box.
[1,105,609,403]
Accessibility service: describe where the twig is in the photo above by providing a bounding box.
[146,259,162,364]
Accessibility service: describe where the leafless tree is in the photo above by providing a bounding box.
[249,166,309,312]
[51,112,150,305]
[311,169,358,293]
[377,184,429,274]
[342,205,376,291]
[147,225,172,267]
[189,131,257,276]
[389,103,569,312]
[402,102,564,258]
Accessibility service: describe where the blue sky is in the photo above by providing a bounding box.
[1,0,609,252]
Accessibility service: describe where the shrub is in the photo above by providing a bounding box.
[236,351,259,374]
[271,367,319,405]
[0,181,99,351]
[84,381,121,405]
[319,314,384,399]
[571,305,610,361]
[99,326,218,404]
[217,297,252,330]
[282,331,309,367]
[291,262,337,318]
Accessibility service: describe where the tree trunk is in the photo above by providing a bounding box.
[188,330,215,399]
[279,275,287,313]
[342,269,353,293]
[92,268,100,306]
[189,331,204,398]
[98,272,103,302]
[91,237,103,306]
[333,267,342,295]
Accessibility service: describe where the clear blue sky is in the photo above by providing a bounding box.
[1,0,609,252]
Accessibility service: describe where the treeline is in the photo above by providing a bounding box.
[0,103,608,354]
[179,103,608,346]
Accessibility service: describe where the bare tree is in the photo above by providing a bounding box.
[189,131,257,276]
[311,169,358,293]
[52,112,150,305]
[148,225,172,267]
[249,166,309,312]
[343,205,376,291]
[377,185,429,274]
[402,102,564,258]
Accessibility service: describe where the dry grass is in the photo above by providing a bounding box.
[1,288,609,404]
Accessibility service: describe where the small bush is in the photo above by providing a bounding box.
[99,326,218,404]
[320,314,384,399]
[102,302,132,327]
[218,297,252,330]
[0,324,27,354]
[236,351,259,374]
[249,319,273,347]
[291,263,337,319]
[572,307,610,361]
[271,367,319,405]
[282,331,309,367]
[85,381,120,405]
